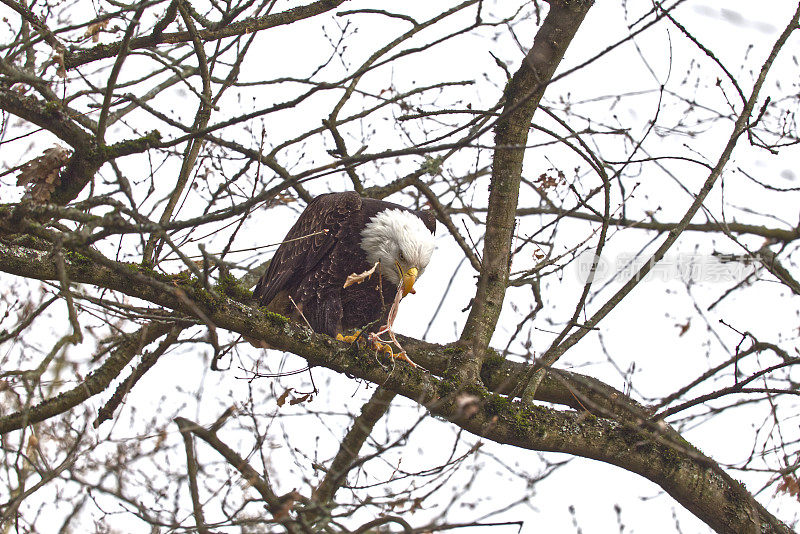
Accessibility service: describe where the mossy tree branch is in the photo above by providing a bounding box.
[0,239,791,534]
[62,0,348,69]
[457,0,594,383]
[0,87,162,204]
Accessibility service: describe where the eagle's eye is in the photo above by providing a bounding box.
[398,250,406,262]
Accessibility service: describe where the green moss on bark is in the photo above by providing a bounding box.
[216,272,252,301]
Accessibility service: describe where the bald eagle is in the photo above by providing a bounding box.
[254,191,436,342]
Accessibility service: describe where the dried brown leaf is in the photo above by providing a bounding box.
[777,475,799,501]
[676,320,691,337]
[266,191,296,207]
[85,20,109,42]
[275,491,300,519]
[26,434,38,462]
[16,145,71,203]
[343,262,379,289]
[289,393,312,405]
[153,429,168,452]
[277,388,292,407]
[52,51,66,77]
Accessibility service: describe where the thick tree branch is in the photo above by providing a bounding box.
[173,417,300,531]
[0,88,162,203]
[0,319,176,433]
[63,0,348,69]
[0,239,791,533]
[312,387,396,506]
[93,325,184,427]
[0,88,91,150]
[457,0,593,383]
[0,237,639,419]
[175,418,210,534]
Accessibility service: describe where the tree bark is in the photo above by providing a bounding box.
[0,239,791,534]
[457,0,594,383]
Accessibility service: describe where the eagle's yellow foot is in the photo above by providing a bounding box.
[368,333,418,368]
[336,333,361,344]
[391,350,419,368]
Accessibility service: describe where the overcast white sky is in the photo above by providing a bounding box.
[2,0,800,532]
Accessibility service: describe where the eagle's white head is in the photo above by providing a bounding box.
[360,209,435,296]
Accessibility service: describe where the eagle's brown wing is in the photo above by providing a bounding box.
[253,191,362,308]
[415,209,436,235]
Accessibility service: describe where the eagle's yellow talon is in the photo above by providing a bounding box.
[393,351,419,367]
[373,340,393,355]
[339,331,419,368]
[369,335,419,367]
[337,333,360,344]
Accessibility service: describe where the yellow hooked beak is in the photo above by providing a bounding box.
[400,266,418,297]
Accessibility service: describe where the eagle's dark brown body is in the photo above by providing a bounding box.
[253,192,436,337]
